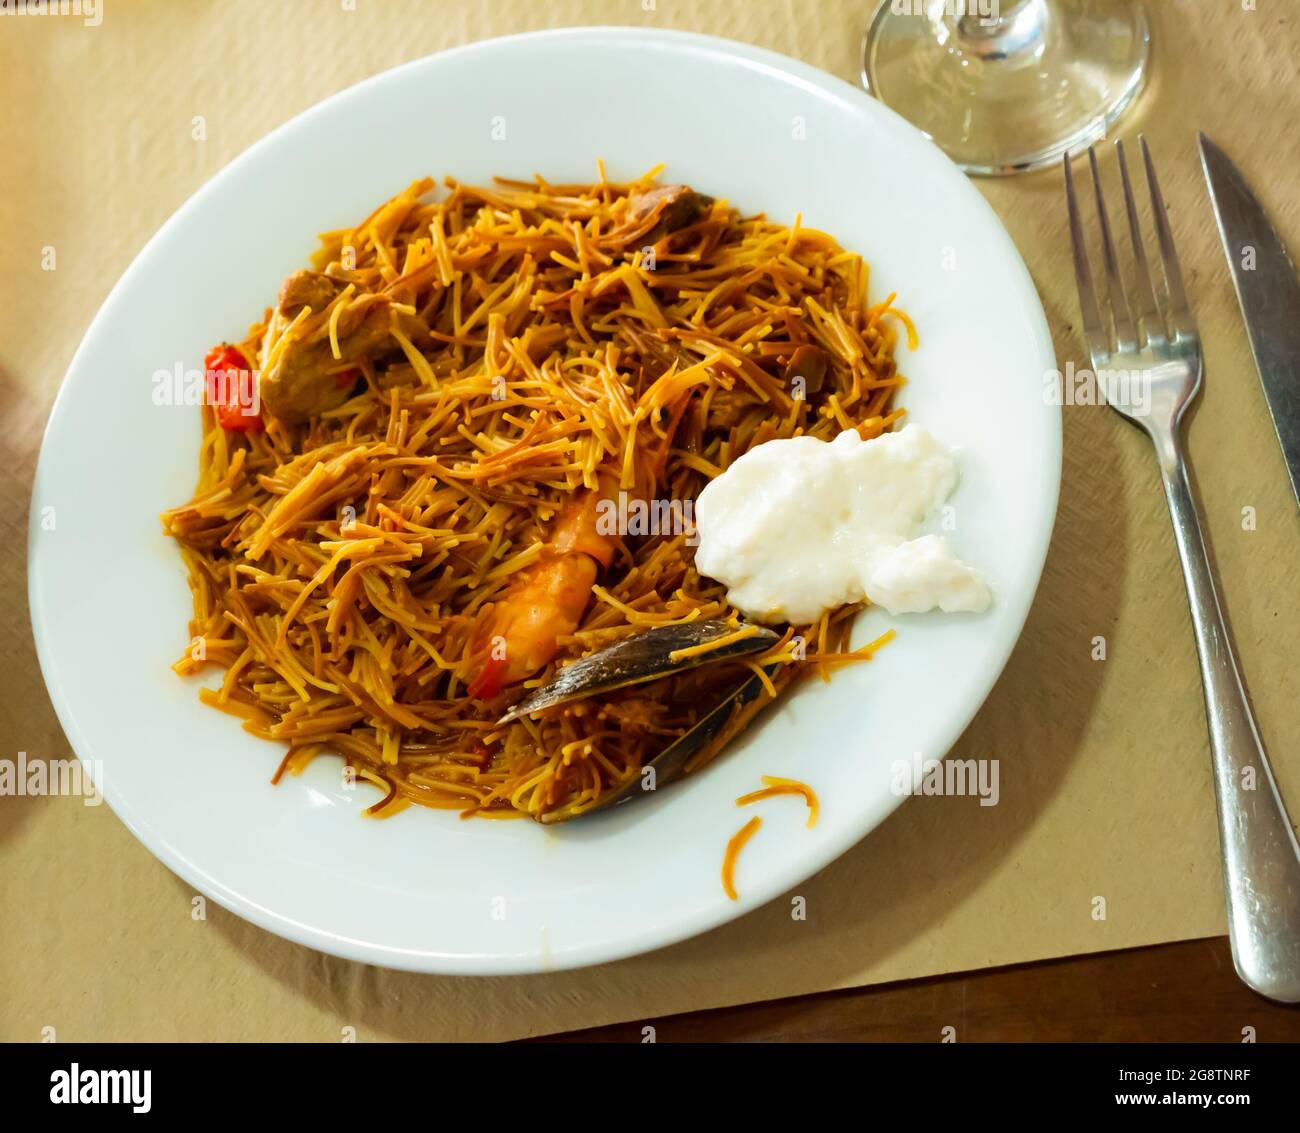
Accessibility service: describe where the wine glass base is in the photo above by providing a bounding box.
[861,0,1151,176]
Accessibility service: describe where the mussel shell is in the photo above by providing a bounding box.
[497,619,779,725]
[539,662,787,824]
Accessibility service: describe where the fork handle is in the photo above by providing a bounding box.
[1159,440,1300,1002]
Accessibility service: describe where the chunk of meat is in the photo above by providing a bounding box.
[277,270,340,314]
[625,184,713,243]
[259,270,397,424]
[784,344,831,397]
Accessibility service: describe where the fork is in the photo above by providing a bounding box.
[1065,139,1300,1003]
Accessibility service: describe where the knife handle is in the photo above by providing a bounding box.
[1159,442,1300,1003]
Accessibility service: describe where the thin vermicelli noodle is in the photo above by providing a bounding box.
[721,815,763,901]
[162,168,911,822]
[736,775,820,828]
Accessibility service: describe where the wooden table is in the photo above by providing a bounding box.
[537,938,1300,1042]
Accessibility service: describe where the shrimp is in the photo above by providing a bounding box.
[464,488,615,699]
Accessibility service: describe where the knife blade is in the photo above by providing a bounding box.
[1199,132,1300,507]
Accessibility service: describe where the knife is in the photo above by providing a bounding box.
[1199,133,1300,507]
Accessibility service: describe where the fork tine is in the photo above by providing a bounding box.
[1063,154,1109,362]
[1140,136,1198,338]
[1115,140,1166,345]
[1088,146,1138,352]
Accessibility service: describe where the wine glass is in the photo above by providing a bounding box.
[861,0,1151,175]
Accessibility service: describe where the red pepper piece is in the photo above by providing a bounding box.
[466,654,508,700]
[204,344,264,432]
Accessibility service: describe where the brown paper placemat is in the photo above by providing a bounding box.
[2,0,1297,1042]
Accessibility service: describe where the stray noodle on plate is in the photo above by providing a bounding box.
[162,167,909,823]
[723,775,820,900]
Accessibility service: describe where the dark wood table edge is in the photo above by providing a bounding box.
[529,936,1300,1042]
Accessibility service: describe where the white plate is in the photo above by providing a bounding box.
[29,28,1058,974]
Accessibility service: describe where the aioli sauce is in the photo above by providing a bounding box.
[694,425,991,624]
